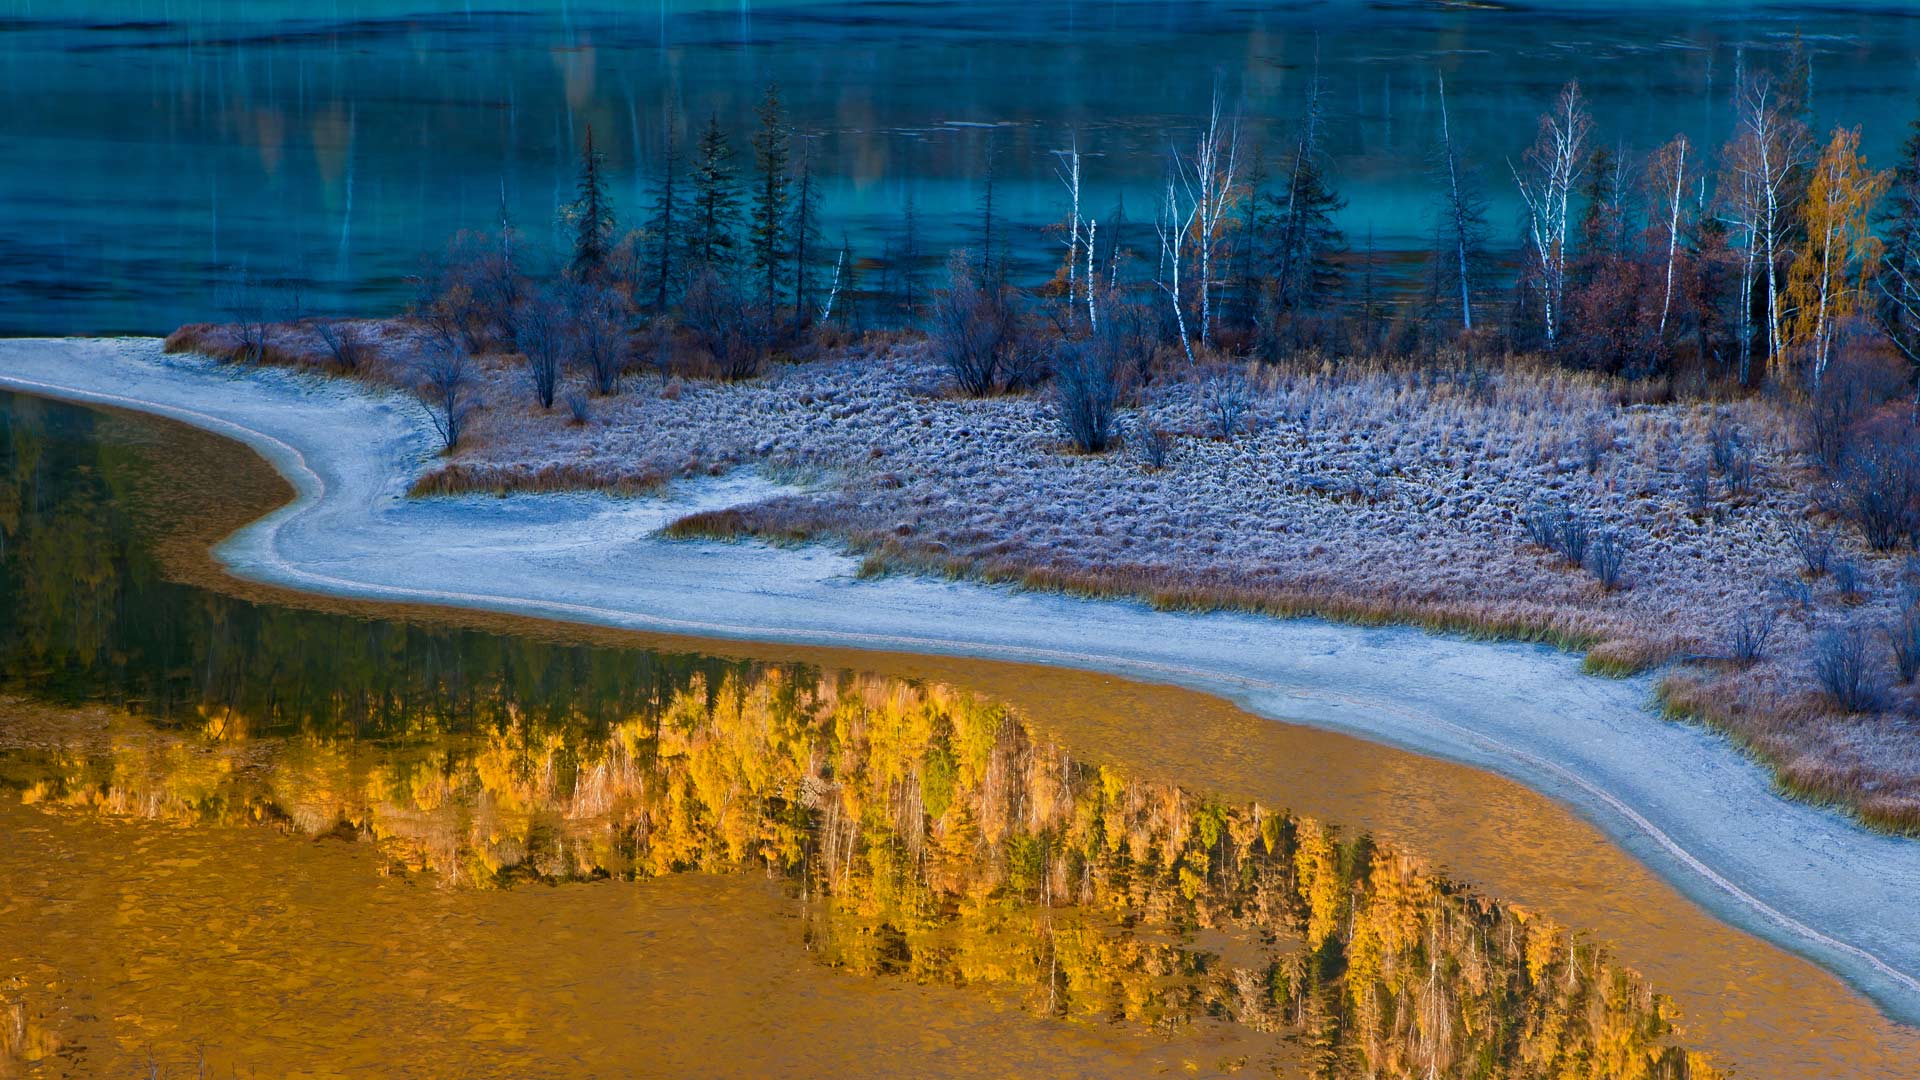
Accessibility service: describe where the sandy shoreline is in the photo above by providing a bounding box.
[4,335,1919,1028]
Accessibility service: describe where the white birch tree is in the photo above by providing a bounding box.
[1509,81,1592,349]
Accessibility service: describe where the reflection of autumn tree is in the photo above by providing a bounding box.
[11,670,1721,1079]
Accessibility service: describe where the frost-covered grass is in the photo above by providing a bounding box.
[165,321,1920,832]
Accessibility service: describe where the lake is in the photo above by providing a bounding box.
[4,0,1920,334]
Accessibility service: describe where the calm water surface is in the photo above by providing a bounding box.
[2,395,1920,1074]
[4,1,1920,334]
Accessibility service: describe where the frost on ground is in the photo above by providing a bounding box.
[163,321,1920,831]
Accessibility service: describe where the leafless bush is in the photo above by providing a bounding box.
[1683,457,1712,516]
[1722,440,1758,498]
[1580,414,1613,473]
[682,270,767,381]
[314,319,369,372]
[930,251,1025,396]
[1812,622,1878,713]
[1521,502,1563,549]
[414,330,478,452]
[218,269,273,364]
[1726,608,1775,664]
[1137,425,1173,471]
[1834,442,1920,551]
[1770,575,1815,614]
[567,283,628,395]
[1707,417,1742,475]
[1782,516,1833,578]
[1889,609,1920,684]
[1830,558,1865,604]
[1555,511,1592,568]
[417,230,522,351]
[516,289,565,408]
[565,390,591,426]
[1053,333,1126,453]
[1585,528,1627,590]
[1202,370,1251,441]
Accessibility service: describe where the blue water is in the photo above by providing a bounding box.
[2,0,1918,334]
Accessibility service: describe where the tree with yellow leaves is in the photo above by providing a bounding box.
[1786,125,1891,392]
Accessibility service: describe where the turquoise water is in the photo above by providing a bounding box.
[3,0,1918,334]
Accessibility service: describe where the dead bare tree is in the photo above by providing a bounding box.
[1054,134,1086,328]
[1155,176,1199,365]
[1432,70,1488,335]
[1174,86,1241,348]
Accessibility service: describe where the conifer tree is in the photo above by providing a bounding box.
[647,107,683,309]
[790,139,823,326]
[749,84,792,311]
[568,124,615,279]
[689,112,741,272]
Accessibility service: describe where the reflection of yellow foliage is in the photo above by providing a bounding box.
[7,667,1720,1078]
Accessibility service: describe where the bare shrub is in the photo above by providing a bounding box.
[517,289,565,408]
[930,251,1025,396]
[218,269,273,364]
[1521,502,1563,549]
[1580,414,1613,473]
[1555,511,1591,568]
[1834,441,1920,551]
[314,319,370,372]
[565,390,591,426]
[417,230,522,351]
[1726,608,1775,664]
[567,282,628,395]
[1769,575,1815,614]
[1812,622,1878,713]
[414,329,478,452]
[1053,331,1127,453]
[1782,516,1832,578]
[1722,439,1758,498]
[1706,417,1742,475]
[1202,370,1251,441]
[682,270,766,381]
[1585,528,1627,590]
[1683,457,1712,516]
[1137,426,1173,471]
[1889,609,1920,684]
[1830,558,1865,604]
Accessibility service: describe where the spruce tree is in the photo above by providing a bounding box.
[789,140,823,326]
[689,112,741,273]
[568,124,615,279]
[749,84,792,311]
[978,133,1000,284]
[1269,99,1348,318]
[647,108,683,309]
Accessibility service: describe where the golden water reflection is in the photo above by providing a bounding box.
[3,679,1711,1079]
[2,391,1918,1076]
